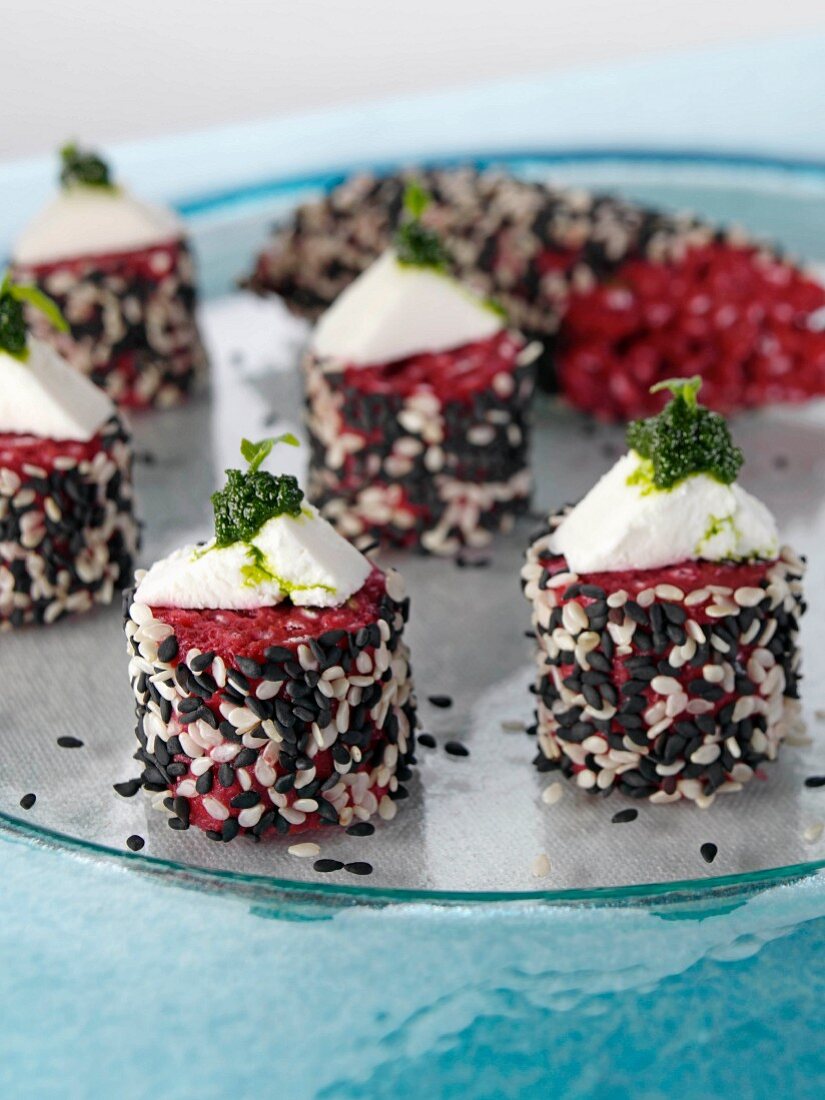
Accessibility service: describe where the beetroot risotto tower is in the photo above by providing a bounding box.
[0,276,137,629]
[247,167,825,419]
[124,435,416,839]
[11,143,206,409]
[303,183,539,555]
[521,378,806,806]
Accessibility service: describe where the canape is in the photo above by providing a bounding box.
[521,377,805,805]
[11,143,206,409]
[302,183,538,555]
[124,436,416,839]
[0,276,138,629]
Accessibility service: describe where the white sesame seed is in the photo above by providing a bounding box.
[803,823,824,844]
[202,797,229,821]
[734,586,765,608]
[541,781,563,805]
[690,743,721,765]
[288,842,320,858]
[531,853,551,878]
[654,584,685,601]
[651,675,681,695]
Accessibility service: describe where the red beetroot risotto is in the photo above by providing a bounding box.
[124,566,417,838]
[522,519,805,805]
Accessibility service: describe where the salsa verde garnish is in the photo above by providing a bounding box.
[60,142,114,190]
[626,376,744,491]
[0,273,68,360]
[211,435,303,547]
[394,181,453,271]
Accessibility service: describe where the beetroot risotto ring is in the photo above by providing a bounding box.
[124,563,416,839]
[303,330,537,555]
[522,511,806,806]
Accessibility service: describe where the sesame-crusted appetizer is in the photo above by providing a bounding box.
[124,436,416,840]
[303,183,538,555]
[247,166,825,419]
[0,276,138,630]
[11,143,207,410]
[522,378,806,806]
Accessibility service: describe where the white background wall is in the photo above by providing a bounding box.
[3,0,825,160]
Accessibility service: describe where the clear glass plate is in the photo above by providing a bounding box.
[1,152,824,906]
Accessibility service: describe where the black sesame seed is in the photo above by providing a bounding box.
[230,790,261,809]
[235,656,263,678]
[346,822,376,837]
[611,808,638,824]
[195,770,213,794]
[313,859,344,873]
[700,842,718,864]
[221,817,240,842]
[444,740,469,757]
[417,733,437,748]
[427,694,453,709]
[19,793,36,810]
[57,736,83,749]
[804,776,825,788]
[157,635,179,663]
[218,763,235,788]
[344,861,373,876]
[113,778,142,798]
[189,650,216,673]
[126,835,145,852]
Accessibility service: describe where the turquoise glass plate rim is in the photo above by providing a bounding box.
[2,144,824,910]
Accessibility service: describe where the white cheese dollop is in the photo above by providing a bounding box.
[14,185,181,265]
[0,339,115,441]
[134,503,372,610]
[311,249,503,366]
[549,452,779,573]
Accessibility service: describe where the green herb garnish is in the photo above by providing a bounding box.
[211,434,302,547]
[394,181,452,271]
[0,273,68,360]
[59,142,114,189]
[626,376,744,491]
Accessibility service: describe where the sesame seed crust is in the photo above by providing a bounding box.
[0,415,139,630]
[11,237,207,410]
[303,331,537,555]
[123,568,417,839]
[521,510,806,806]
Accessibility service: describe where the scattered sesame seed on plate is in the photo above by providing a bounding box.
[804,776,825,788]
[19,793,36,810]
[288,842,321,858]
[417,733,437,748]
[700,843,718,864]
[345,861,373,876]
[346,822,375,837]
[611,809,638,824]
[57,736,83,749]
[314,859,344,873]
[803,822,824,844]
[541,782,563,806]
[444,741,470,757]
[532,853,551,878]
[113,779,142,798]
[126,835,145,852]
[428,694,453,709]
[501,719,527,733]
